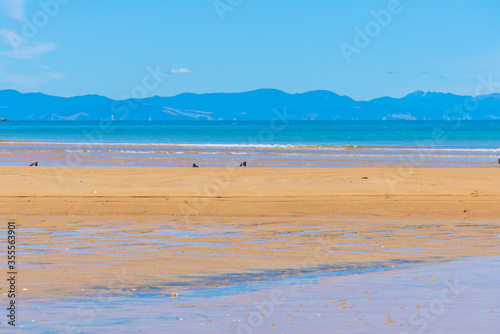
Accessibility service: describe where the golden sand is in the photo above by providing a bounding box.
[1,167,500,217]
[1,167,500,298]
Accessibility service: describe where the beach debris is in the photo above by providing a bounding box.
[29,161,38,167]
[170,292,179,298]
[240,161,247,167]
[192,163,199,168]
[471,190,479,197]
[362,176,368,179]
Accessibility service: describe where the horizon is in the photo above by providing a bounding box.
[0,1,499,100]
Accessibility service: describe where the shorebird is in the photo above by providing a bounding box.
[29,162,39,167]
[240,161,247,167]
[192,163,199,168]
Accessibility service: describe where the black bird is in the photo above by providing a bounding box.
[240,161,247,167]
[192,163,199,168]
[29,162,38,167]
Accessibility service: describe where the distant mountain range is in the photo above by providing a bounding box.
[0,89,499,121]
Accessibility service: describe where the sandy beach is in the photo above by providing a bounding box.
[1,167,500,298]
[2,167,500,218]
[1,167,499,332]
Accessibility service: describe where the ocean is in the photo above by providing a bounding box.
[1,120,500,167]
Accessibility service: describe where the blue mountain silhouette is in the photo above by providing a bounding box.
[1,89,499,121]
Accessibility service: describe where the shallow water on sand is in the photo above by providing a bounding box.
[2,140,499,167]
[1,216,498,333]
[15,256,500,333]
[8,217,500,299]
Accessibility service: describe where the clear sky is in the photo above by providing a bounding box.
[0,0,499,100]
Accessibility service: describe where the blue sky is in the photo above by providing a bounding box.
[0,0,499,100]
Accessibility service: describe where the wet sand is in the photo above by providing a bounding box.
[2,141,499,168]
[16,256,500,333]
[5,216,500,300]
[1,167,499,332]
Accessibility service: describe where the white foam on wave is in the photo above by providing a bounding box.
[3,140,499,153]
[369,147,500,153]
[2,141,354,150]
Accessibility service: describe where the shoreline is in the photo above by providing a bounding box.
[2,139,500,168]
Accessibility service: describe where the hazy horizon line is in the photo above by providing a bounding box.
[3,87,496,103]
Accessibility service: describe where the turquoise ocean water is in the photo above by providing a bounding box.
[1,121,500,167]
